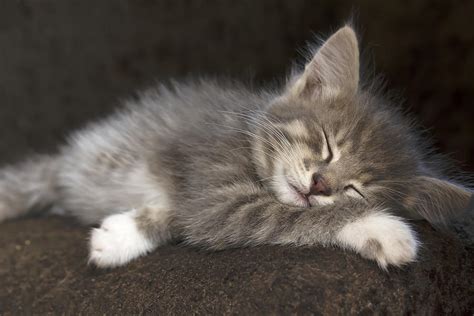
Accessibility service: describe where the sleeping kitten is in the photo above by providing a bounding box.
[0,26,471,269]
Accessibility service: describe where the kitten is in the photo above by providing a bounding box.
[0,26,471,269]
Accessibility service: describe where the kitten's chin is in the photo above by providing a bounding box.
[308,195,335,206]
[280,196,310,208]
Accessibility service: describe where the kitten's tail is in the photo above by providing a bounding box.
[0,154,60,222]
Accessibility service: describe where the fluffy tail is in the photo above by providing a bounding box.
[0,154,60,222]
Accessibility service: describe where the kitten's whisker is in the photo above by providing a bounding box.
[257,175,281,182]
[231,146,282,163]
[225,115,288,151]
[221,110,290,150]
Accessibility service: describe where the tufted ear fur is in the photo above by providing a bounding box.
[402,176,473,225]
[288,26,360,100]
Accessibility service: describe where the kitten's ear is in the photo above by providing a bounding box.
[403,176,473,226]
[288,26,360,100]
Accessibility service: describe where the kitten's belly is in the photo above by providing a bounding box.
[58,138,169,224]
[58,153,170,225]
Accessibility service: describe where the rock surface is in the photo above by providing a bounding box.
[0,217,472,314]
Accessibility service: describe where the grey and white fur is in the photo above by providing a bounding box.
[0,26,472,269]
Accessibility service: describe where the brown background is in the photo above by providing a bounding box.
[0,0,473,172]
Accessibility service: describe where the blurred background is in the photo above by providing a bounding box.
[0,0,472,171]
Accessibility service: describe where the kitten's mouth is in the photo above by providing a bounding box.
[289,183,310,207]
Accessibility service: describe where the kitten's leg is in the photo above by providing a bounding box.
[335,212,418,269]
[89,205,171,268]
[183,183,418,269]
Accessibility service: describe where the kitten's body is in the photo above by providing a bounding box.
[60,80,265,225]
[0,27,471,268]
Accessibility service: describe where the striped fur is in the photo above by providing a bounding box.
[0,26,471,268]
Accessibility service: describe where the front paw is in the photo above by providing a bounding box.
[336,212,419,269]
[89,210,155,268]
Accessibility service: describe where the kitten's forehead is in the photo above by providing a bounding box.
[267,92,420,179]
[269,94,361,138]
[280,119,310,139]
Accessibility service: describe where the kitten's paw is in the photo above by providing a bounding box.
[336,212,419,269]
[89,210,155,268]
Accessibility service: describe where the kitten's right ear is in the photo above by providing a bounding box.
[287,26,360,101]
[403,176,473,226]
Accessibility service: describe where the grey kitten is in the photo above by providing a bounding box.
[0,26,471,269]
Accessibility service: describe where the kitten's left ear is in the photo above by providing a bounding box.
[403,176,473,225]
[288,26,360,100]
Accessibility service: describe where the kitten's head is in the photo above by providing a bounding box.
[252,26,472,224]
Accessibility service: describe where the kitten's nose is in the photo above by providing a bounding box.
[309,174,331,196]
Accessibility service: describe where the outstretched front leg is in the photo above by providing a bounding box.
[182,183,419,269]
[89,205,172,267]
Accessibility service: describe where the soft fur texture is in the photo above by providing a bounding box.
[0,26,471,268]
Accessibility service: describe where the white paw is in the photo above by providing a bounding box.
[336,212,419,269]
[89,210,155,268]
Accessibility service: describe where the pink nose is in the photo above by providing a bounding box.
[309,174,331,196]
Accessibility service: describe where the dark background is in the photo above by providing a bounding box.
[0,0,473,172]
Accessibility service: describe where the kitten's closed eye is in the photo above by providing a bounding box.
[322,129,333,163]
[344,184,365,199]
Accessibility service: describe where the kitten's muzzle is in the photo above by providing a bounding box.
[306,174,332,197]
